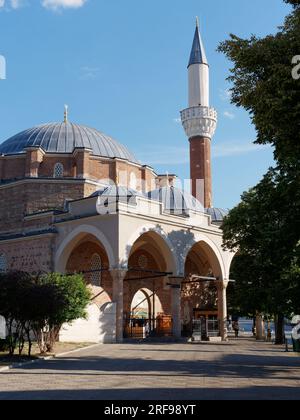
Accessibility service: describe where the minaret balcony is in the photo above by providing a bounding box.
[180,106,217,140]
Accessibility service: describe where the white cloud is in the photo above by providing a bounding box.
[79,66,100,80]
[0,0,26,9]
[137,141,270,166]
[10,0,25,8]
[173,118,181,124]
[138,146,189,166]
[212,142,270,158]
[41,0,87,11]
[223,111,235,120]
[219,88,232,102]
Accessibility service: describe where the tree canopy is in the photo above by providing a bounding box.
[218,0,300,343]
[218,0,300,170]
[0,272,91,355]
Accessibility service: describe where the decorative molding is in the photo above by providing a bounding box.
[181,106,217,140]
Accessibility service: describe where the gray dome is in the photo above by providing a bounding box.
[0,122,139,164]
[91,185,145,199]
[92,185,144,207]
[205,208,229,223]
[148,186,204,215]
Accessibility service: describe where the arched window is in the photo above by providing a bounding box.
[53,163,64,178]
[0,254,7,273]
[90,254,102,286]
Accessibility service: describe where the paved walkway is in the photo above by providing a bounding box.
[0,338,299,400]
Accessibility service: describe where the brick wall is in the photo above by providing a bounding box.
[189,136,212,208]
[0,236,54,273]
[0,181,86,234]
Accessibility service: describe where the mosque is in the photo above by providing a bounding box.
[0,21,234,343]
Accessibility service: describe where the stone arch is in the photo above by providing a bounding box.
[130,287,163,319]
[183,233,226,280]
[55,224,116,273]
[123,226,177,318]
[226,251,238,280]
[121,224,178,274]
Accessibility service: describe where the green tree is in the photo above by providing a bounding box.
[0,272,34,355]
[218,0,300,170]
[0,272,91,355]
[222,170,300,343]
[227,254,267,318]
[218,0,300,344]
[31,273,91,354]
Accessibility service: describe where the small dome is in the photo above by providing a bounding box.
[91,185,145,199]
[148,186,204,215]
[205,208,229,223]
[0,122,139,164]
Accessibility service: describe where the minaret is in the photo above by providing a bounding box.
[181,19,217,209]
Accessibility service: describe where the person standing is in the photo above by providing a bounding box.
[233,321,240,338]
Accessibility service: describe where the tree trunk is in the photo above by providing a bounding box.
[26,328,32,357]
[275,314,285,345]
[18,333,25,356]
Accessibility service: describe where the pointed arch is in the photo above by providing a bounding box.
[121,224,178,274]
[55,225,116,273]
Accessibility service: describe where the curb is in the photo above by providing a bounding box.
[0,343,101,373]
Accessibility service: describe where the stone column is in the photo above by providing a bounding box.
[217,280,229,341]
[111,269,127,343]
[170,278,183,339]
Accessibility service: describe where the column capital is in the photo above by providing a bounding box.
[110,269,127,280]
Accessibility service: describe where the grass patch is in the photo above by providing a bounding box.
[0,342,95,368]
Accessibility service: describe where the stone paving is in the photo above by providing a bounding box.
[0,338,299,400]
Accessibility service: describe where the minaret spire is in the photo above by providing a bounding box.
[64,105,69,123]
[180,20,217,209]
[188,18,208,69]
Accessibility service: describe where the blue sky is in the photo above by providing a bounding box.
[0,0,291,208]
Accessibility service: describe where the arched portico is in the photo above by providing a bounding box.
[182,233,226,279]
[55,224,116,273]
[120,224,179,275]
[54,226,119,343]
[122,227,178,338]
[183,235,229,341]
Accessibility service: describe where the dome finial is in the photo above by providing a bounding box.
[64,104,69,123]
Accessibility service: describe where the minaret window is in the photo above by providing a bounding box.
[90,254,102,286]
[0,254,7,273]
[54,163,64,178]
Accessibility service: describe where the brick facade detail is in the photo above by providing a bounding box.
[189,136,212,208]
